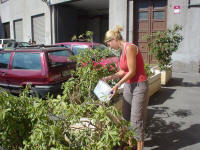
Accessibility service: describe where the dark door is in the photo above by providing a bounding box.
[134,0,167,64]
[3,22,10,38]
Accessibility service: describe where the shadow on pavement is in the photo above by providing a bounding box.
[165,77,183,87]
[148,87,176,106]
[145,108,200,150]
[166,77,200,88]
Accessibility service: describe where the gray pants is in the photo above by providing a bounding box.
[122,81,148,141]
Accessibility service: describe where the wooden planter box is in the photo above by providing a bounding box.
[153,67,172,85]
[113,72,161,111]
[147,72,161,97]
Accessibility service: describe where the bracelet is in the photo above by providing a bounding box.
[116,83,121,88]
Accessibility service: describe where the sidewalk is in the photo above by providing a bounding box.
[145,72,200,150]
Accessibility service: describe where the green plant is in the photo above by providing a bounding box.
[71,31,94,42]
[144,25,183,70]
[62,48,117,103]
[0,48,137,150]
[0,87,49,150]
[144,64,154,78]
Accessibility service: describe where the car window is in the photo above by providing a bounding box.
[13,52,41,70]
[93,44,117,57]
[6,41,16,48]
[4,40,14,44]
[48,50,73,67]
[3,40,15,48]
[0,52,11,69]
[64,44,71,49]
[72,45,88,55]
[18,42,31,47]
[93,44,107,50]
[51,49,73,57]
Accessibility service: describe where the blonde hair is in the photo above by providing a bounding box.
[104,25,123,43]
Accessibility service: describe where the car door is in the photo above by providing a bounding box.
[0,52,11,90]
[6,52,44,93]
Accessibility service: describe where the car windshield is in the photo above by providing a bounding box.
[48,49,73,67]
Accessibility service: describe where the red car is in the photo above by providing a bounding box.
[0,46,76,98]
[56,42,119,68]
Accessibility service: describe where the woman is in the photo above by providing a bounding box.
[103,26,148,150]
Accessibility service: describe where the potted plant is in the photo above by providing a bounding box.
[145,25,183,85]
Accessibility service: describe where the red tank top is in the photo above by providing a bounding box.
[120,42,147,84]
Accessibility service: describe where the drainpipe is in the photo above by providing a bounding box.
[46,0,53,44]
[188,0,200,8]
[126,0,129,41]
[50,5,53,44]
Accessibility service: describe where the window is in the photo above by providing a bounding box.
[4,40,15,49]
[64,44,71,49]
[72,45,88,55]
[153,11,165,20]
[51,50,73,57]
[13,53,41,70]
[138,12,148,20]
[93,44,107,50]
[48,50,73,67]
[0,52,11,68]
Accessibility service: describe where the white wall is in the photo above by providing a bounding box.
[109,0,128,40]
[168,0,200,73]
[0,0,51,44]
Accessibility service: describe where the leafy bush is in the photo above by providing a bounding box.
[0,49,137,150]
[62,49,117,103]
[0,87,50,150]
[71,31,94,42]
[144,25,183,70]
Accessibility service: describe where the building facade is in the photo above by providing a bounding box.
[0,0,200,73]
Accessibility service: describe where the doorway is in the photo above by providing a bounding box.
[134,0,167,64]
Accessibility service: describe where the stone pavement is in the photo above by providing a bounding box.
[144,72,200,150]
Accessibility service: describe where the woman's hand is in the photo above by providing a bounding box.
[111,85,119,96]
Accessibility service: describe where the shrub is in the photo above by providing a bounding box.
[144,64,154,78]
[0,49,137,150]
[144,25,183,70]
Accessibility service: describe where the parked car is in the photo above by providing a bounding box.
[56,42,119,68]
[4,41,31,50]
[0,45,76,98]
[0,39,15,50]
[56,42,107,54]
